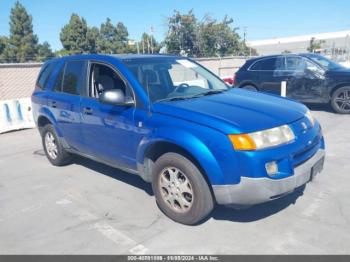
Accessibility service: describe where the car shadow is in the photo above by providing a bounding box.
[72,155,154,196]
[305,103,334,113]
[209,185,306,223]
[36,150,306,224]
[72,153,306,223]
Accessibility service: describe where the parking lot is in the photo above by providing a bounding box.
[0,105,349,255]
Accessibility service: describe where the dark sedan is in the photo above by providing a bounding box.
[235,53,350,114]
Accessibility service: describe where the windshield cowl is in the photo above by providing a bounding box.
[155,89,228,103]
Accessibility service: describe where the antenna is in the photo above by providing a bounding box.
[145,73,152,115]
[243,26,247,43]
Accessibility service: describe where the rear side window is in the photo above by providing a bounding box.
[62,61,85,95]
[250,57,285,71]
[260,58,277,70]
[286,57,303,70]
[36,62,55,90]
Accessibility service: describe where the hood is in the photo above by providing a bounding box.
[152,88,307,134]
[326,67,350,75]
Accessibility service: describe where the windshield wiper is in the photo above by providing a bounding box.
[155,89,228,103]
[155,96,195,103]
[192,89,228,97]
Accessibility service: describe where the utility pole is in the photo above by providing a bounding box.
[150,26,155,54]
[243,26,247,43]
[136,41,140,54]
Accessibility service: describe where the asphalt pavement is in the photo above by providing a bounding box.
[0,105,349,254]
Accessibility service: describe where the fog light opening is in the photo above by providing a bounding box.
[266,161,278,176]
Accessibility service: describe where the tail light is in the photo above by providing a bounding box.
[232,73,236,86]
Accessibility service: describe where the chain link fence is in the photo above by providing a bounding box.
[0,63,41,133]
[0,63,42,100]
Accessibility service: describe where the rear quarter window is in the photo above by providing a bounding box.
[53,64,65,92]
[35,62,56,90]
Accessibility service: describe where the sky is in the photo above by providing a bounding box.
[1,0,350,51]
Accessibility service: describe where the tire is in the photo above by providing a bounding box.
[152,152,214,225]
[241,85,258,91]
[331,86,350,114]
[41,124,72,166]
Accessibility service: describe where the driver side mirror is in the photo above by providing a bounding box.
[99,89,134,107]
[304,67,325,79]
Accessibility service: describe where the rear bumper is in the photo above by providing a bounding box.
[213,149,325,205]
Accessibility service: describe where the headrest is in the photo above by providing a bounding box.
[96,75,114,91]
[143,70,157,84]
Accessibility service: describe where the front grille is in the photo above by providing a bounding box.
[292,137,320,168]
[289,116,322,168]
[293,143,319,168]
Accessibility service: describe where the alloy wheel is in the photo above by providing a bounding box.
[334,89,350,112]
[158,167,194,213]
[45,132,58,159]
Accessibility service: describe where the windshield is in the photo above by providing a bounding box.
[306,54,344,70]
[122,57,228,102]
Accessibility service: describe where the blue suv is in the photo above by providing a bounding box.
[32,54,325,224]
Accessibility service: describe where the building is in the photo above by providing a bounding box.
[246,30,350,62]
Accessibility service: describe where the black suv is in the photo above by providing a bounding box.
[235,53,350,114]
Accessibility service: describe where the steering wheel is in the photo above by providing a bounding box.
[173,83,190,93]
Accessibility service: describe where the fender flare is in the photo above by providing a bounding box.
[37,107,63,137]
[136,127,224,185]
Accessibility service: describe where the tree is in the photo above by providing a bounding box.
[98,18,116,54]
[307,37,325,53]
[140,32,160,54]
[60,13,89,54]
[198,15,254,57]
[2,1,39,62]
[115,22,129,53]
[0,36,8,60]
[37,41,54,61]
[86,26,99,53]
[165,10,199,56]
[97,19,133,54]
[164,10,252,57]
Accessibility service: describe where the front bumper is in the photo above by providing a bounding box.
[213,149,325,205]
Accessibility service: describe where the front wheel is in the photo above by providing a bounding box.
[152,153,214,225]
[331,86,350,114]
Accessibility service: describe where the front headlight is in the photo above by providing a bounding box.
[305,110,315,127]
[229,125,295,151]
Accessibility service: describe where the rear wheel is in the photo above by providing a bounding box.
[152,153,214,225]
[241,85,258,91]
[42,124,72,166]
[331,86,350,114]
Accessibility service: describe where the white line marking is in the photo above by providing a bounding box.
[32,184,47,190]
[78,211,98,222]
[56,199,72,205]
[129,244,149,255]
[76,211,148,254]
[21,204,42,213]
[93,222,136,246]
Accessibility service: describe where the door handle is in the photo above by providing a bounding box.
[50,101,57,108]
[83,107,93,115]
